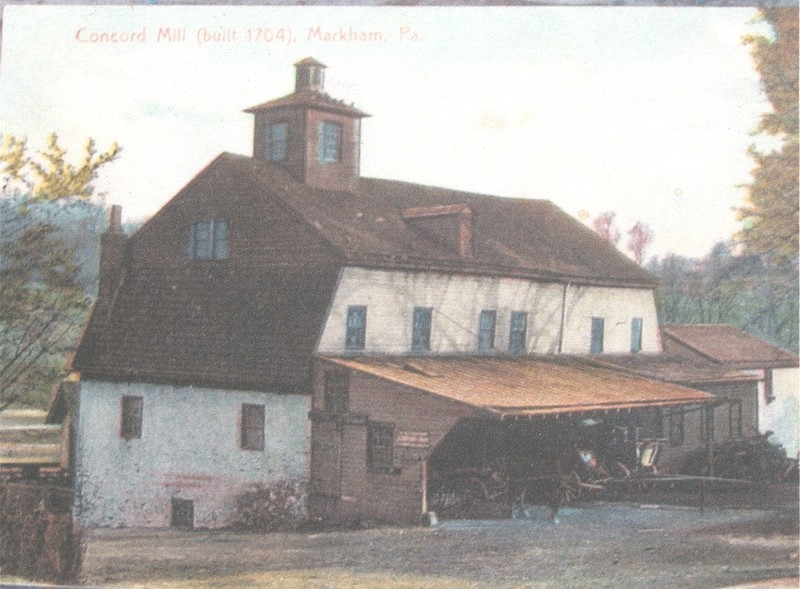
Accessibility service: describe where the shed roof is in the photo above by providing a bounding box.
[661,324,799,368]
[584,354,761,384]
[320,355,713,418]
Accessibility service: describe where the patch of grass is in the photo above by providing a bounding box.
[103,569,518,589]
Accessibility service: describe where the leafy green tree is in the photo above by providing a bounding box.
[738,8,798,266]
[0,134,119,410]
[649,243,798,352]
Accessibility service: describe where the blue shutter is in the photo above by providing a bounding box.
[212,220,228,259]
[345,306,367,350]
[188,222,196,259]
[267,123,288,161]
[630,317,643,353]
[412,308,432,352]
[590,317,604,354]
[509,311,527,354]
[478,310,496,352]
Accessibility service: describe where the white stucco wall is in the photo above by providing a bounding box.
[559,284,661,354]
[317,268,661,355]
[760,367,799,458]
[73,380,309,528]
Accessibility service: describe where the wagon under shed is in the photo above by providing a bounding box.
[309,355,714,525]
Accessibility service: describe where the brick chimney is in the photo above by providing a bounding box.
[98,205,127,300]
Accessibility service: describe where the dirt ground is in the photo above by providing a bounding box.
[78,484,799,589]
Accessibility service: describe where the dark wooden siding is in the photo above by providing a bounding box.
[659,381,758,469]
[129,155,340,270]
[73,155,344,390]
[310,359,475,524]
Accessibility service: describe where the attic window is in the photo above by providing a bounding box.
[190,220,228,260]
[319,121,341,163]
[267,122,288,162]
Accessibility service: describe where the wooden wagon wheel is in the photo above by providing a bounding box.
[462,477,489,511]
[559,470,582,505]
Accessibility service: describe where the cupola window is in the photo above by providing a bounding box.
[319,121,341,163]
[267,122,288,162]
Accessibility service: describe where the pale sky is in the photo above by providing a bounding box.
[0,6,771,259]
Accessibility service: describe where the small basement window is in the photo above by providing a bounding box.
[171,498,194,529]
[241,404,265,451]
[189,219,228,260]
[367,421,395,474]
[120,395,143,440]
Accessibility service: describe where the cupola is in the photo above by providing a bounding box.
[245,58,369,193]
[294,57,326,93]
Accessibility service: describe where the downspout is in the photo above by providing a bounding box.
[557,282,571,354]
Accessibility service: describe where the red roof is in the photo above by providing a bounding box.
[661,324,798,368]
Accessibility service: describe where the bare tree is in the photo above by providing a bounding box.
[627,221,654,265]
[591,211,621,245]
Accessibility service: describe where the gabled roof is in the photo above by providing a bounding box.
[320,355,713,418]
[661,324,799,368]
[223,153,655,288]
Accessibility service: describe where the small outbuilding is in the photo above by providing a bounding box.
[309,355,713,525]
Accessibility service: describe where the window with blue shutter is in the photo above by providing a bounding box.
[345,306,367,350]
[590,317,604,354]
[509,311,528,354]
[319,121,341,163]
[478,310,496,352]
[411,307,432,352]
[267,122,288,162]
[189,220,228,260]
[630,317,643,353]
